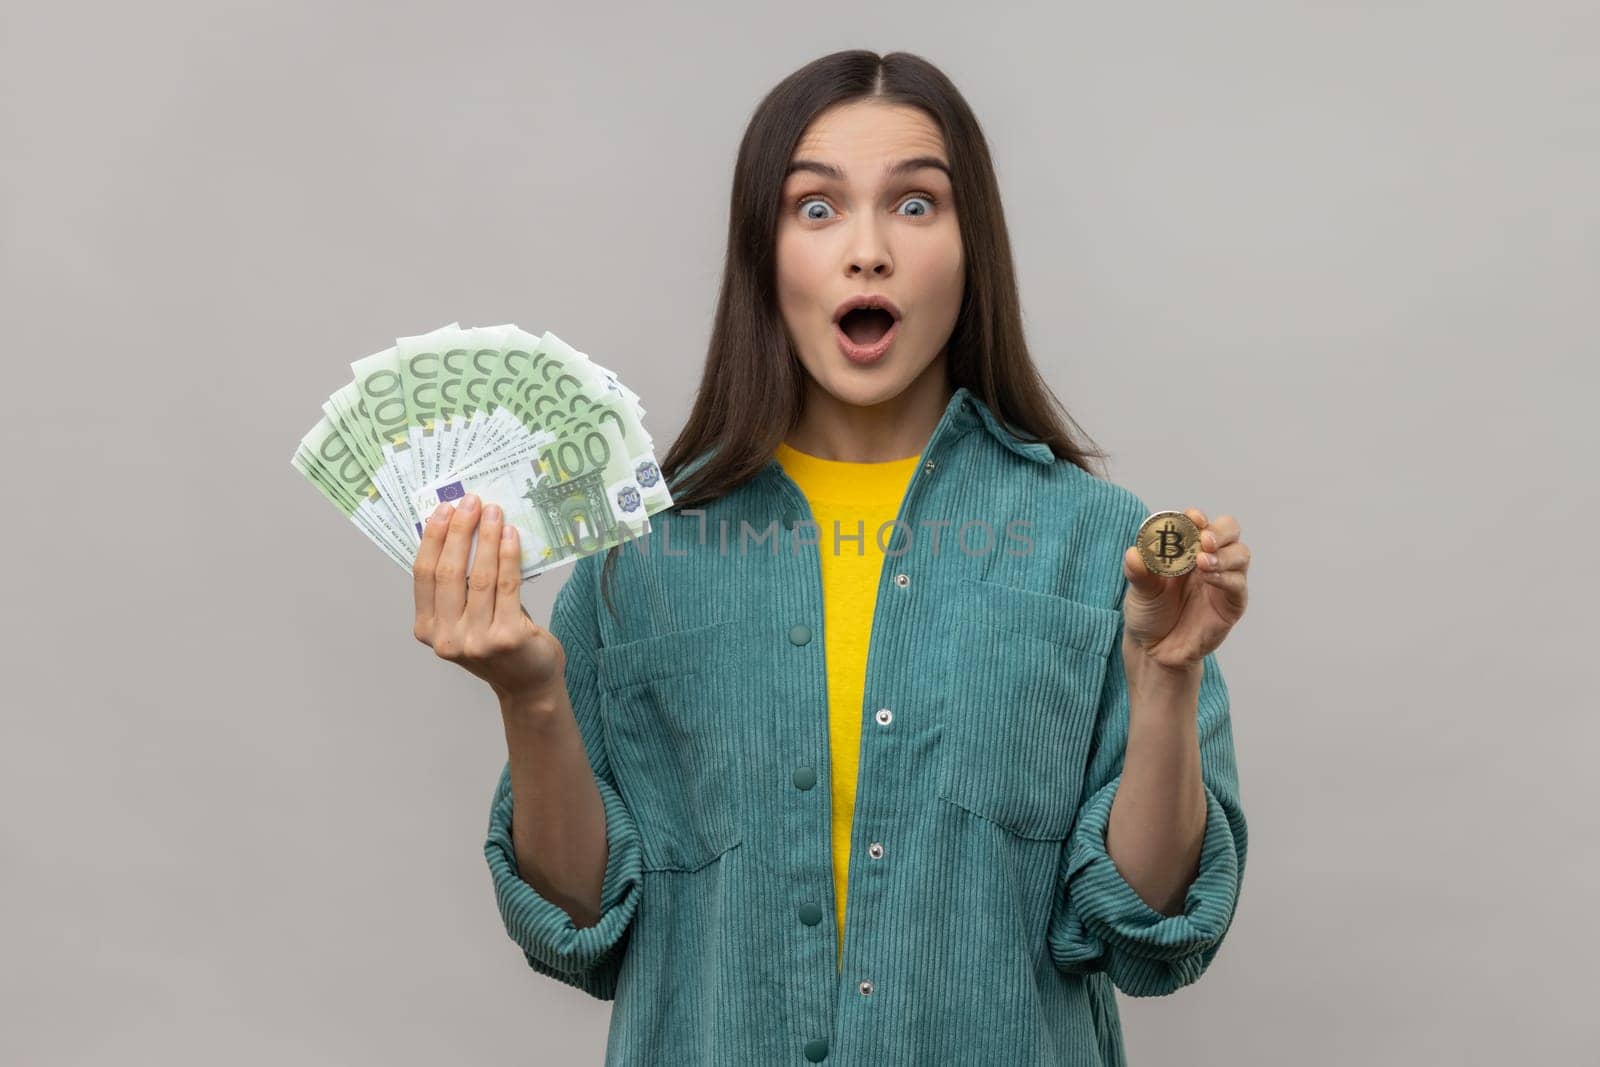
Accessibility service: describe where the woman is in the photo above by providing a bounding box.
[413,49,1251,1066]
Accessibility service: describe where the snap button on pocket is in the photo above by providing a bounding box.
[937,579,1121,840]
[597,621,744,872]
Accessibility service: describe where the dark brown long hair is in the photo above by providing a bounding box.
[600,49,1109,614]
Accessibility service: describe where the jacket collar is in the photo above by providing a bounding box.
[947,386,1057,465]
[686,386,1057,493]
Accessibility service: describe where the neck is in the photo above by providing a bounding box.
[784,356,952,462]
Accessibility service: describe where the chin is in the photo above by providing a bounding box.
[808,362,926,410]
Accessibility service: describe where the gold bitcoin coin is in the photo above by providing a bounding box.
[1135,511,1201,578]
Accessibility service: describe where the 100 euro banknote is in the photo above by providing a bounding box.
[411,415,660,580]
[293,321,673,580]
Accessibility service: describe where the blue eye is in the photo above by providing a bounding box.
[799,197,834,221]
[794,192,940,222]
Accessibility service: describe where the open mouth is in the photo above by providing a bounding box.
[838,306,897,346]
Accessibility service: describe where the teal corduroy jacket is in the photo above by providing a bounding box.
[485,385,1248,1065]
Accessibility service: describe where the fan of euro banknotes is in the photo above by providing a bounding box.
[290,321,673,580]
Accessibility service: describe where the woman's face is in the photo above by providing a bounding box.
[775,100,963,410]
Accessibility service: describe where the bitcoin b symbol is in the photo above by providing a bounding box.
[1135,510,1201,578]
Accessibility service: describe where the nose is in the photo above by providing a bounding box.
[845,215,892,277]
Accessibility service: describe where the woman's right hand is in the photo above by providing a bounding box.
[412,493,566,705]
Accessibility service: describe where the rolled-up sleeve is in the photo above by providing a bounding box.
[483,552,644,1000]
[1047,618,1249,997]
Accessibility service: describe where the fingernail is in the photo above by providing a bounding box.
[430,502,449,521]
[1202,553,1217,567]
[485,503,501,521]
[462,494,479,511]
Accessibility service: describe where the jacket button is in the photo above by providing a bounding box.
[797,901,824,926]
[868,841,884,859]
[804,1038,829,1062]
[874,708,892,726]
[858,979,875,996]
[792,766,817,790]
[789,624,812,645]
[893,573,910,588]
[923,459,936,473]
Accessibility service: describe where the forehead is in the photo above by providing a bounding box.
[789,101,948,175]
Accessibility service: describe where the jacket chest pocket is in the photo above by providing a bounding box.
[937,578,1123,841]
[597,620,744,872]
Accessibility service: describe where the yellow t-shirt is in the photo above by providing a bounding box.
[773,441,921,970]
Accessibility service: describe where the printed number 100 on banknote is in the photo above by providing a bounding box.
[412,417,658,581]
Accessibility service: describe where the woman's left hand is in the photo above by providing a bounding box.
[1121,508,1250,672]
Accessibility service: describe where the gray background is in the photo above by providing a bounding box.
[4,1,1595,1063]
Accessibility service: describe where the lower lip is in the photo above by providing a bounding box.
[835,319,899,364]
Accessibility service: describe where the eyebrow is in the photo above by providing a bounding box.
[784,155,952,182]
